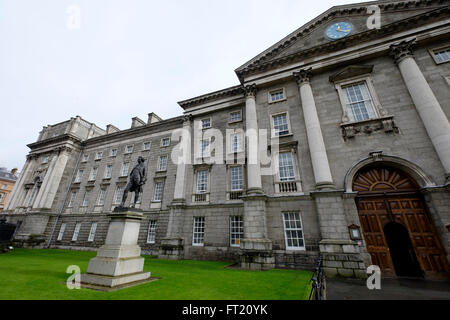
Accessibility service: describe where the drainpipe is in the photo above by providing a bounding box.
[46,145,84,248]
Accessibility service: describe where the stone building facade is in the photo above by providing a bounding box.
[3,0,450,279]
[0,168,18,212]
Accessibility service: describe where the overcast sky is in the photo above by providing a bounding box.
[0,0,362,171]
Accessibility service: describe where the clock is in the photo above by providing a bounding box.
[325,22,353,41]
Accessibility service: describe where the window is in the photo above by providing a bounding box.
[89,167,98,181]
[278,152,296,182]
[125,145,134,154]
[95,151,103,160]
[68,191,77,208]
[82,154,89,162]
[42,156,50,164]
[230,111,242,123]
[82,190,91,207]
[158,156,168,171]
[230,216,244,247]
[121,163,130,177]
[57,223,66,241]
[1,184,6,190]
[283,212,305,250]
[104,165,113,179]
[192,217,205,246]
[432,47,450,63]
[196,170,208,194]
[153,181,164,201]
[147,221,157,244]
[114,186,124,205]
[0,193,5,204]
[269,88,286,103]
[143,142,151,151]
[161,137,171,147]
[201,118,211,129]
[200,139,210,158]
[342,82,377,122]
[272,113,290,136]
[230,133,243,153]
[97,188,106,206]
[110,149,118,157]
[75,170,84,183]
[88,223,97,242]
[230,166,244,191]
[72,223,81,241]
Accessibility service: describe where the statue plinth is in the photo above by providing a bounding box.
[80,209,152,291]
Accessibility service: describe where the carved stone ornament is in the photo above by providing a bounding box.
[390,38,416,64]
[341,116,398,140]
[243,84,257,98]
[293,68,313,85]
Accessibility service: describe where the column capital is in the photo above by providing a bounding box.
[243,84,257,98]
[182,114,193,125]
[293,68,313,85]
[390,38,416,64]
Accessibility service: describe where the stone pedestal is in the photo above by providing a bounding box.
[159,237,184,260]
[80,209,151,290]
[240,239,275,271]
[320,240,367,279]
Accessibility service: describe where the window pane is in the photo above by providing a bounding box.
[273,113,289,136]
[343,82,376,122]
[154,182,164,201]
[230,166,243,191]
[283,212,305,249]
[278,152,295,181]
[197,170,208,193]
[147,221,157,244]
[230,216,244,246]
[192,217,205,245]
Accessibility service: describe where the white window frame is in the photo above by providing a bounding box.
[72,223,82,241]
[125,145,134,154]
[271,111,292,137]
[121,162,130,177]
[161,137,171,147]
[282,212,306,251]
[229,133,244,153]
[146,221,157,244]
[201,118,212,129]
[335,76,385,124]
[114,186,124,205]
[143,141,151,151]
[104,164,113,179]
[277,152,296,182]
[199,138,211,158]
[75,169,83,183]
[230,216,244,247]
[95,151,103,161]
[68,191,77,208]
[82,190,91,207]
[229,166,244,192]
[192,217,205,247]
[57,223,66,241]
[89,167,98,181]
[229,110,242,123]
[88,223,98,242]
[429,45,450,64]
[110,148,118,157]
[157,155,168,172]
[97,188,106,206]
[268,87,286,104]
[153,181,164,202]
[196,170,209,194]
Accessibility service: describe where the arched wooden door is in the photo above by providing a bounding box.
[353,166,449,280]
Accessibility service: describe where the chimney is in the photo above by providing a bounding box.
[131,117,146,128]
[147,113,163,124]
[11,168,18,176]
[106,124,120,134]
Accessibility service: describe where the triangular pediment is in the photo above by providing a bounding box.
[329,65,374,82]
[235,0,450,80]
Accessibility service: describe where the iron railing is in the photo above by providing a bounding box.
[309,255,326,300]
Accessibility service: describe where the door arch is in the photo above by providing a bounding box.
[353,165,449,279]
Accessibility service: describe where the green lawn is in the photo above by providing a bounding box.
[0,249,312,300]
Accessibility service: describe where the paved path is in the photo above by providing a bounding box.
[326,277,450,300]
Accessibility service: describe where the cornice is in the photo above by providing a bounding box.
[178,85,244,110]
[27,134,82,150]
[236,3,450,81]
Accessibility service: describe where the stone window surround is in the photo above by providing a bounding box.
[282,212,306,251]
[72,222,82,242]
[160,137,171,147]
[88,222,98,242]
[95,151,103,161]
[81,154,89,162]
[192,164,212,203]
[428,45,450,65]
[67,191,77,208]
[81,188,92,207]
[270,110,293,138]
[268,87,287,104]
[89,167,98,181]
[200,117,212,130]
[192,216,205,247]
[104,164,113,179]
[146,220,157,244]
[157,155,168,172]
[143,141,151,151]
[226,164,246,201]
[229,109,243,123]
[57,223,66,241]
[109,148,118,157]
[124,144,134,154]
[152,177,166,203]
[96,187,107,206]
[229,215,244,247]
[42,155,50,164]
[271,144,303,194]
[334,74,388,124]
[227,130,245,154]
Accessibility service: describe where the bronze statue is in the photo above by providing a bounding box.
[120,156,147,208]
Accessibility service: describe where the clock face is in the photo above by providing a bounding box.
[325,22,353,40]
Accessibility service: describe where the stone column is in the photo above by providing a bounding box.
[294,69,335,190]
[244,84,263,194]
[239,84,274,271]
[391,39,450,182]
[5,156,32,211]
[173,116,192,203]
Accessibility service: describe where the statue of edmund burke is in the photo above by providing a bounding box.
[119,156,147,208]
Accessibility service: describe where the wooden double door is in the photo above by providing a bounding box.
[353,166,449,279]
